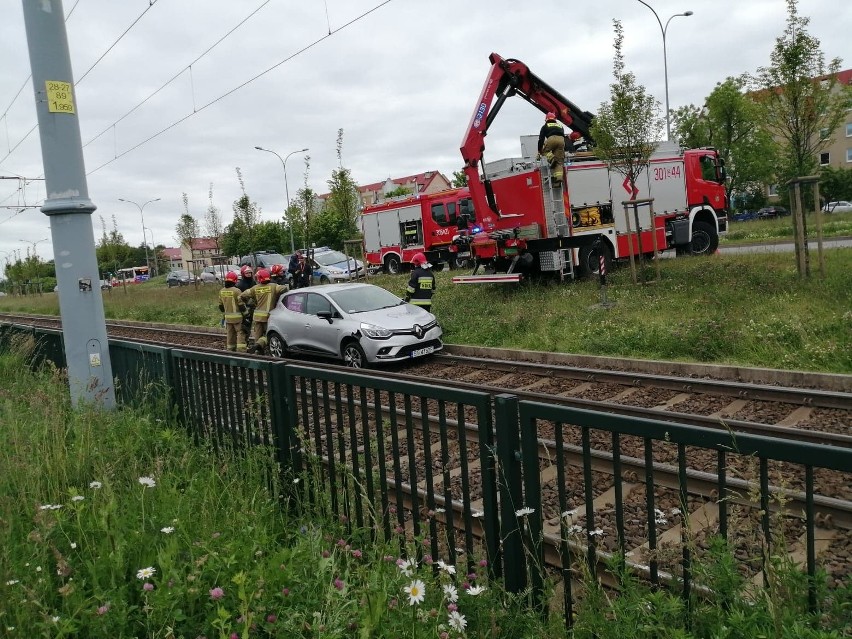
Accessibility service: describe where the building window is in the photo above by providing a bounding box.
[819,128,830,140]
[768,184,778,196]
[847,148,852,163]
[819,152,830,166]
[846,123,852,137]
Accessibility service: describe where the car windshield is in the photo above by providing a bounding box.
[256,253,287,265]
[171,270,189,277]
[314,250,350,266]
[328,286,402,313]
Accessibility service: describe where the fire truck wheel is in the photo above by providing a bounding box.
[384,254,401,275]
[579,243,612,278]
[453,256,470,270]
[689,221,718,256]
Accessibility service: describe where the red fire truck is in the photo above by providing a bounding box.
[453,53,728,283]
[360,188,475,274]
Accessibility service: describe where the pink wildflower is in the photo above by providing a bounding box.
[143,582,154,592]
[333,578,344,591]
[336,539,346,547]
[351,549,362,558]
[322,550,330,558]
[281,587,290,596]
[209,587,224,600]
[448,603,458,612]
[96,604,109,615]
[266,614,277,623]
[423,554,433,565]
[384,555,395,562]
[479,559,488,567]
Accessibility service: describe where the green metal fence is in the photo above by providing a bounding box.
[2,322,850,629]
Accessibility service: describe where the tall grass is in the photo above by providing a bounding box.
[2,249,851,372]
[723,210,852,244]
[1,356,849,636]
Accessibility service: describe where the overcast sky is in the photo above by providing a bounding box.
[0,0,848,272]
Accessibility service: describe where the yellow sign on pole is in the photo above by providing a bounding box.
[45,80,75,114]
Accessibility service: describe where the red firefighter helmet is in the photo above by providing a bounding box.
[411,252,428,266]
[569,131,582,140]
[240,264,253,278]
[255,268,271,283]
[224,270,238,283]
[545,111,556,121]
[270,263,285,277]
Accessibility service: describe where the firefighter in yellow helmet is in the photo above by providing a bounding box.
[239,268,287,354]
[218,270,248,352]
[537,111,565,184]
[404,252,436,313]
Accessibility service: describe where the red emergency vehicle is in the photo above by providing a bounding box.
[360,188,475,274]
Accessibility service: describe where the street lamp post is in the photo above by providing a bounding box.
[19,237,49,294]
[144,227,157,275]
[118,197,161,276]
[255,146,309,254]
[636,1,693,141]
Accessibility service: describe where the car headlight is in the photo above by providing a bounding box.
[360,323,393,339]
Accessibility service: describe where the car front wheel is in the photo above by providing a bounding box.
[342,341,367,368]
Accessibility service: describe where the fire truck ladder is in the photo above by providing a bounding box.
[540,160,575,280]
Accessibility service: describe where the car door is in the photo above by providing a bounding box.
[278,292,308,349]
[302,292,342,356]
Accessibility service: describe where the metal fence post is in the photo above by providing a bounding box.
[494,394,526,594]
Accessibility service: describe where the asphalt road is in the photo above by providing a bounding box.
[719,236,852,254]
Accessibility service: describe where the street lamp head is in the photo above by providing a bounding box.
[254,146,265,150]
[683,10,693,16]
[300,147,309,152]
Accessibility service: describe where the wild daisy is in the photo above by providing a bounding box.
[136,567,156,580]
[138,477,156,488]
[89,481,102,489]
[160,527,175,534]
[405,579,426,606]
[71,495,84,502]
[442,584,458,603]
[515,506,535,517]
[436,559,456,575]
[397,557,417,578]
[467,584,486,596]
[448,610,467,632]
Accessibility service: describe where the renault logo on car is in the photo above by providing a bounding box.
[413,324,424,339]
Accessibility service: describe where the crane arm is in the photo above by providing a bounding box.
[460,52,595,220]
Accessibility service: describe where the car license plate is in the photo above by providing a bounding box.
[410,346,435,358]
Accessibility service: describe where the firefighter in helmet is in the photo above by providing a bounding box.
[568,130,588,154]
[239,268,287,354]
[537,111,565,184]
[270,263,288,286]
[237,264,255,292]
[404,252,436,313]
[218,271,248,352]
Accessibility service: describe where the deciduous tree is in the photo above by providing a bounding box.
[589,19,664,199]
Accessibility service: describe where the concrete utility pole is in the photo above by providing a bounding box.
[22,0,115,408]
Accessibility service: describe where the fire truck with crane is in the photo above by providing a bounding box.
[452,52,728,283]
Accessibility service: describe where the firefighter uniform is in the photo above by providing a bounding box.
[239,281,287,354]
[405,265,436,312]
[538,118,566,183]
[218,283,248,352]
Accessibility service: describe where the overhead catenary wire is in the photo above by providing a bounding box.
[83,0,272,148]
[85,0,396,176]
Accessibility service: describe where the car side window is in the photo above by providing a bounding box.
[305,293,333,316]
[284,293,306,313]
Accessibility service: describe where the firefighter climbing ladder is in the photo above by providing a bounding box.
[540,160,574,280]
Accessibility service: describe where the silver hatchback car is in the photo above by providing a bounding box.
[265,283,442,368]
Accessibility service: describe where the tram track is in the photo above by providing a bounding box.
[3,311,850,588]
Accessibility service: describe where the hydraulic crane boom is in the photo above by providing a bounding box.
[460,52,595,220]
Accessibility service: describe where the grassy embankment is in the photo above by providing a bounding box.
[3,247,850,374]
[1,353,848,637]
[722,210,852,245]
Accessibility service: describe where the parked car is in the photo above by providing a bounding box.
[731,210,759,222]
[823,200,852,214]
[239,251,289,272]
[309,249,366,284]
[265,283,443,368]
[100,279,112,290]
[166,269,194,287]
[757,205,789,219]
